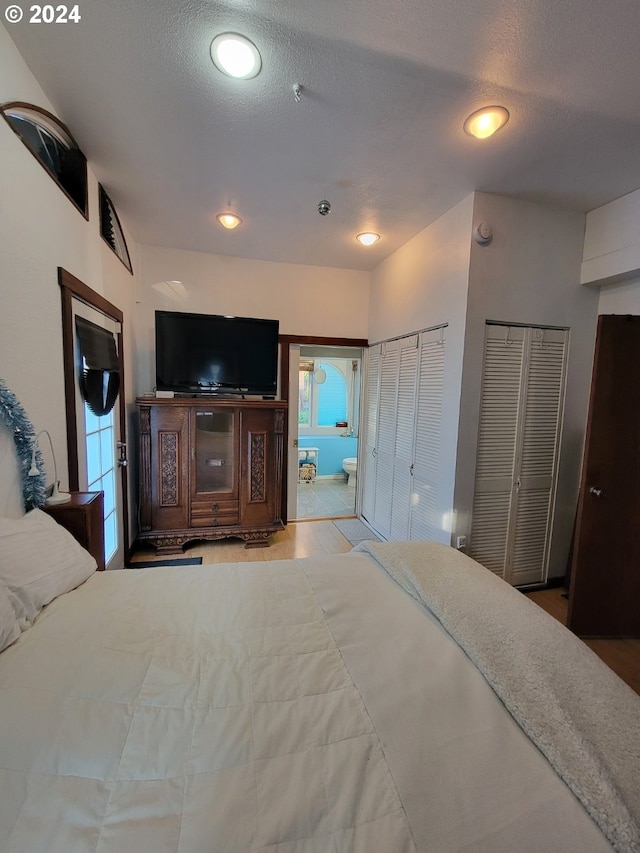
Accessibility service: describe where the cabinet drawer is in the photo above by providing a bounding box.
[190,512,240,528]
[190,499,239,528]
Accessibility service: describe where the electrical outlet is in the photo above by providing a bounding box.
[455,535,467,550]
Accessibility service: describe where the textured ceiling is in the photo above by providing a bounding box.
[4,0,640,270]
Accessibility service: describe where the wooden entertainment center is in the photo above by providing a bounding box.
[136,397,287,553]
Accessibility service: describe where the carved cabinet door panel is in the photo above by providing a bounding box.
[239,407,284,527]
[149,405,190,531]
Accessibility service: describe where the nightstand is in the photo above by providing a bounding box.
[43,491,105,571]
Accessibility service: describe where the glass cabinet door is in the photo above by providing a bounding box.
[194,411,235,494]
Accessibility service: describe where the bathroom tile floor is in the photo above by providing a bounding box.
[296,477,356,520]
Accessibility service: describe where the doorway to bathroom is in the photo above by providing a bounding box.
[284,342,364,521]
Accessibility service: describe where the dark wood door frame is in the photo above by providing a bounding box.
[278,334,368,523]
[58,267,130,565]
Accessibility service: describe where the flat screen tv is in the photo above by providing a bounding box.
[155,310,279,397]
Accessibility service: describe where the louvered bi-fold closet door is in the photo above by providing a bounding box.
[361,344,381,524]
[362,331,445,542]
[371,339,402,539]
[362,336,419,540]
[409,327,446,540]
[511,327,568,584]
[469,326,524,575]
[469,324,568,586]
[389,336,418,539]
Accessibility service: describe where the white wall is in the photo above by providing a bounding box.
[0,26,139,532]
[368,194,474,542]
[455,193,600,578]
[368,195,474,344]
[135,244,370,396]
[597,276,640,314]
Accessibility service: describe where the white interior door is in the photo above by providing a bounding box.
[72,300,125,570]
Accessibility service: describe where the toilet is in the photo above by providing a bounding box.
[342,457,357,486]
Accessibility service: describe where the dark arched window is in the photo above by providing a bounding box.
[1,102,88,217]
[99,184,133,274]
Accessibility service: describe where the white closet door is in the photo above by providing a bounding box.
[362,329,445,543]
[470,324,568,585]
[361,344,380,523]
[389,336,418,540]
[409,327,446,540]
[372,340,401,538]
[509,328,568,584]
[469,326,525,574]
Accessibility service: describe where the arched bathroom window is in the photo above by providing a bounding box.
[1,102,88,217]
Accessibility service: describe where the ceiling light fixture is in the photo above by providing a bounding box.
[463,106,510,139]
[216,212,242,229]
[356,232,380,246]
[210,33,262,79]
[152,280,189,301]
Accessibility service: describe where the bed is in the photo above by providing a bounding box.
[1,426,639,853]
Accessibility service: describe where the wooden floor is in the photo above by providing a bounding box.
[524,587,640,696]
[132,521,640,696]
[130,519,354,566]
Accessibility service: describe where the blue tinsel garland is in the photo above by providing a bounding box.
[0,378,47,510]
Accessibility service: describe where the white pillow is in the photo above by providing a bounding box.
[0,578,22,651]
[0,509,97,628]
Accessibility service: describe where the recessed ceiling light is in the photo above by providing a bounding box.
[463,106,510,139]
[216,213,242,229]
[356,232,380,246]
[210,33,262,79]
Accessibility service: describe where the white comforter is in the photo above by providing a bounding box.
[0,548,621,852]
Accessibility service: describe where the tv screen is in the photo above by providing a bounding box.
[155,311,279,397]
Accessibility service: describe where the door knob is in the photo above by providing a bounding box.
[589,486,602,497]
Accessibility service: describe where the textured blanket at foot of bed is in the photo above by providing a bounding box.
[355,540,640,853]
